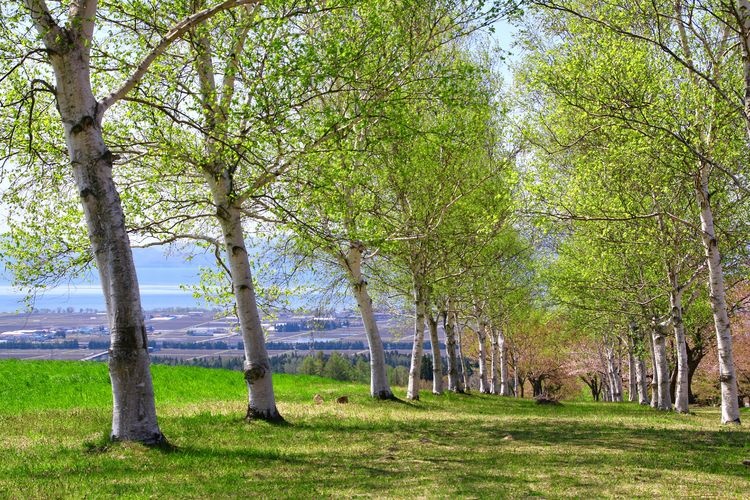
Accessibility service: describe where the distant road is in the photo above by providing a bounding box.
[80,351,108,361]
[194,332,239,344]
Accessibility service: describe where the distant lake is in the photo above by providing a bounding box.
[0,247,342,313]
[0,248,212,313]
[0,266,206,313]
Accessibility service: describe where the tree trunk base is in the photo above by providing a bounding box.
[111,431,167,447]
[246,406,285,423]
[372,390,395,400]
[723,418,741,425]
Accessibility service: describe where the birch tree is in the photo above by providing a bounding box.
[0,0,262,443]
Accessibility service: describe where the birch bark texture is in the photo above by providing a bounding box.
[442,305,463,392]
[22,0,165,443]
[651,319,672,411]
[649,331,659,408]
[489,327,499,395]
[20,0,261,440]
[189,3,281,421]
[407,279,427,400]
[427,311,444,395]
[630,323,650,405]
[497,328,510,396]
[694,163,741,423]
[475,319,490,393]
[342,242,393,399]
[669,286,690,413]
[208,187,282,421]
[605,343,623,402]
[627,346,637,403]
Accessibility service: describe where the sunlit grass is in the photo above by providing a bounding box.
[0,360,748,497]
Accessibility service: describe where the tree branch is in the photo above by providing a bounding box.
[69,0,97,41]
[24,0,61,42]
[98,0,261,116]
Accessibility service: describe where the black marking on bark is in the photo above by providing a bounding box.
[111,431,169,447]
[719,373,734,383]
[140,326,149,348]
[109,326,145,361]
[216,206,230,221]
[101,150,120,164]
[79,187,94,199]
[231,245,245,256]
[246,406,286,423]
[71,115,95,134]
[244,365,266,383]
[109,347,143,362]
[238,284,250,291]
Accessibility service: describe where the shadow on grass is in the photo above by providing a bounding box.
[249,406,750,482]
[7,401,748,498]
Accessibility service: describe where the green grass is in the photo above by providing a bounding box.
[0,359,748,498]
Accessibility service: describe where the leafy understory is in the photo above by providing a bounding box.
[0,360,747,497]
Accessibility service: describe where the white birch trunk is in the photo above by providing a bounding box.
[616,339,624,400]
[628,346,637,403]
[738,0,750,140]
[630,323,651,405]
[606,344,623,402]
[190,7,281,420]
[457,323,470,392]
[443,307,462,392]
[695,164,741,423]
[635,357,650,405]
[40,22,162,443]
[601,380,611,402]
[669,286,690,413]
[512,348,520,398]
[208,181,281,421]
[427,312,443,395]
[649,331,659,408]
[489,327,499,395]
[651,320,672,411]
[407,280,426,401]
[341,243,393,399]
[498,328,510,396]
[476,321,490,393]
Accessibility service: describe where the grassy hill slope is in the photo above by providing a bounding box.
[0,360,748,497]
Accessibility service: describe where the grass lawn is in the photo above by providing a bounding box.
[0,359,748,497]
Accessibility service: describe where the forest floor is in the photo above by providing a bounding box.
[0,359,748,498]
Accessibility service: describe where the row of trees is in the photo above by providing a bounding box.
[0,0,525,444]
[516,0,750,422]
[2,0,748,445]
